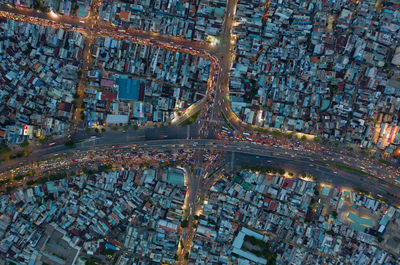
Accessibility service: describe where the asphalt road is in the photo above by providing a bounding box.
[233,152,398,203]
[2,134,399,204]
[0,4,214,52]
[0,124,198,169]
[2,2,397,194]
[1,0,399,216]
[2,2,399,265]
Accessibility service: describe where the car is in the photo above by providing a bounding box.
[48,142,57,146]
[112,145,120,148]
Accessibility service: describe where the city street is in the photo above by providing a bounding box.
[0,1,400,264]
[1,137,399,204]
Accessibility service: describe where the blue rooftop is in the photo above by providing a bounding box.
[78,5,89,18]
[117,78,140,101]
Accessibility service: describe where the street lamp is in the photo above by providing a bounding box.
[206,36,219,47]
[49,10,58,18]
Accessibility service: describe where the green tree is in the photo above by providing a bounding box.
[272,130,282,137]
[6,186,15,193]
[64,141,75,147]
[27,180,36,186]
[181,219,188,228]
[13,175,24,181]
[100,249,115,256]
[72,4,79,15]
[20,140,29,148]
[0,145,11,155]
[331,211,338,219]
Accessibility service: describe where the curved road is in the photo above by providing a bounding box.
[0,3,399,263]
[0,1,398,204]
[1,131,399,204]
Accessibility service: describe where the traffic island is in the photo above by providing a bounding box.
[179,110,201,126]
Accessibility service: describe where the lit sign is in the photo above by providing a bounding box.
[23,125,29,136]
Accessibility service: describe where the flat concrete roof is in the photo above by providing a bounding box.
[348,212,373,227]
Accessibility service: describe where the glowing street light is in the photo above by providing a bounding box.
[49,10,58,18]
[206,35,219,47]
[394,147,400,155]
